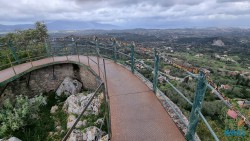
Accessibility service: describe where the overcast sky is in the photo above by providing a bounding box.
[0,0,250,28]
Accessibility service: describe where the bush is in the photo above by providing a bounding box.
[0,94,47,137]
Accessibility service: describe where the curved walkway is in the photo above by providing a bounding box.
[0,55,185,141]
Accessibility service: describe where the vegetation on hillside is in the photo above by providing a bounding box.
[0,22,48,45]
[0,22,49,69]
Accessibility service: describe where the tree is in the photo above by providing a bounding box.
[35,21,48,41]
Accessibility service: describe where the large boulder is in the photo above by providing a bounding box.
[56,77,82,97]
[63,93,103,116]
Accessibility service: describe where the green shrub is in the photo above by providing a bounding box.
[0,94,47,137]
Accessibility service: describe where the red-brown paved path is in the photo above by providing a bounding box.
[0,55,185,141]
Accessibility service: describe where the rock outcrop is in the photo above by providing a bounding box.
[83,126,102,141]
[56,77,82,97]
[75,120,87,129]
[67,129,84,141]
[66,126,105,141]
[62,83,105,141]
[63,93,103,116]
[67,114,87,129]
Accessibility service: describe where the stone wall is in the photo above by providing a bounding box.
[0,63,99,103]
[79,65,101,90]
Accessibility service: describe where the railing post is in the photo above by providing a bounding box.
[52,44,55,62]
[103,59,111,139]
[103,59,109,100]
[153,48,159,93]
[66,48,69,61]
[87,44,90,66]
[112,38,117,63]
[95,37,101,76]
[64,41,68,61]
[6,54,16,75]
[76,42,80,63]
[44,38,50,57]
[87,56,90,66]
[8,40,19,64]
[95,36,100,56]
[26,50,33,67]
[97,57,100,77]
[130,42,135,73]
[186,70,207,141]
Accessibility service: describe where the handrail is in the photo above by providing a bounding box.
[159,55,250,128]
[136,60,153,70]
[163,78,193,106]
[198,111,220,141]
[88,57,98,65]
[0,51,230,141]
[117,51,131,58]
[1,38,248,141]
[62,82,104,141]
[120,62,189,128]
[130,54,220,140]
[138,61,220,140]
[209,82,250,127]
[99,46,114,51]
[138,61,193,105]
[188,69,250,128]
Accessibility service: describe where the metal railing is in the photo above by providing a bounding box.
[0,38,249,141]
[62,82,104,141]
[0,39,113,140]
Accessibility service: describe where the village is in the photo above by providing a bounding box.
[134,44,250,110]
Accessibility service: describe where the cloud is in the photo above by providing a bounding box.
[0,0,249,28]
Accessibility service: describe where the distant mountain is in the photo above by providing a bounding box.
[0,24,34,32]
[0,21,119,32]
[46,21,119,30]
